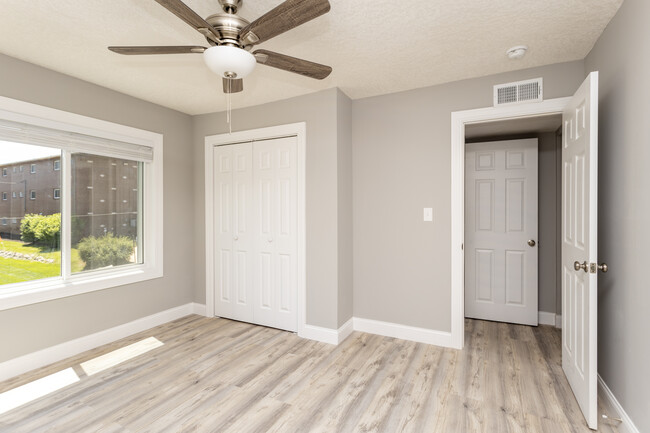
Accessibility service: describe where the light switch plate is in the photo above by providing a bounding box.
[423,208,433,222]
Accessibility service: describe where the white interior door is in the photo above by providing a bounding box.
[253,137,298,331]
[465,139,539,326]
[213,143,254,323]
[213,137,298,332]
[562,72,599,430]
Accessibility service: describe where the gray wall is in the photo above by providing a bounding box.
[0,54,194,362]
[193,88,349,330]
[336,90,354,327]
[585,0,650,430]
[352,61,585,332]
[538,131,560,315]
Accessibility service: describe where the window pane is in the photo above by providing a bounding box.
[71,153,142,273]
[0,141,62,286]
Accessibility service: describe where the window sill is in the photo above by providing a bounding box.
[0,265,163,311]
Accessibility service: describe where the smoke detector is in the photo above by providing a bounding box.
[506,45,528,60]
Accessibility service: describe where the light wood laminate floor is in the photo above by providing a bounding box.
[0,316,620,432]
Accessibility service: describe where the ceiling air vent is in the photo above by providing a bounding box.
[494,78,543,106]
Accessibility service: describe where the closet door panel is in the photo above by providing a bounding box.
[214,143,253,322]
[253,137,297,331]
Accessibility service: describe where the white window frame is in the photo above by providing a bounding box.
[29,190,36,200]
[53,188,61,199]
[30,164,35,174]
[2,168,6,176]
[54,159,60,171]
[1,192,6,200]
[0,96,164,311]
[12,191,16,199]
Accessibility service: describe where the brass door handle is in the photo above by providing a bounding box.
[527,239,536,247]
[574,261,588,272]
[598,263,608,273]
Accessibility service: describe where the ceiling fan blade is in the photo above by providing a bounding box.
[240,0,330,46]
[223,78,244,93]
[153,0,222,43]
[253,49,332,80]
[108,46,206,55]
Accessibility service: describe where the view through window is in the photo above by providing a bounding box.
[0,142,61,285]
[0,141,143,287]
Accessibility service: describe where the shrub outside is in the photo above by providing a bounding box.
[77,233,134,270]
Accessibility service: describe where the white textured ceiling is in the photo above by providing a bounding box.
[0,0,623,115]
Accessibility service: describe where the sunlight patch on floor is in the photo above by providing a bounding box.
[80,336,164,376]
[0,368,80,415]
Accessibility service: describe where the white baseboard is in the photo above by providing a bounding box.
[298,318,354,345]
[298,324,339,345]
[538,311,562,328]
[338,318,354,343]
[538,311,555,326]
[0,303,199,382]
[598,375,640,433]
[353,317,454,348]
[192,303,207,317]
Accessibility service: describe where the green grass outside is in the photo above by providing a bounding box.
[0,239,85,286]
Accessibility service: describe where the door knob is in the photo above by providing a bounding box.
[268,237,273,243]
[598,263,608,273]
[233,235,239,241]
[527,239,536,247]
[574,261,588,272]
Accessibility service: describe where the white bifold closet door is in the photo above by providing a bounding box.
[213,136,298,332]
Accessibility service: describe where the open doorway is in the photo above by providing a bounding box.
[451,73,601,428]
[463,115,562,327]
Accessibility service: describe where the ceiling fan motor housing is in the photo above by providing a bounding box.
[205,13,250,47]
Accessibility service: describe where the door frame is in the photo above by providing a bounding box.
[204,122,307,334]
[450,98,570,349]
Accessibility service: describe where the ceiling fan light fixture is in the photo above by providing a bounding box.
[203,45,256,79]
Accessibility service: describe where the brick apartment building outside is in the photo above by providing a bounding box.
[0,153,139,243]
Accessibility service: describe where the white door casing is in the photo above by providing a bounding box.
[561,72,599,430]
[465,139,539,326]
[213,137,298,333]
[451,98,571,350]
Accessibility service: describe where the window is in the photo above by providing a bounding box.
[19,191,24,198]
[19,165,23,172]
[1,218,6,226]
[0,96,162,311]
[12,192,16,198]
[1,168,6,176]
[1,192,6,200]
[12,166,16,173]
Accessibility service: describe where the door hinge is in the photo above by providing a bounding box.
[590,263,597,273]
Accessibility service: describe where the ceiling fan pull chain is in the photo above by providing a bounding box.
[226,80,232,134]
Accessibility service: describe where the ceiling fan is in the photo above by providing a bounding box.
[108,0,332,94]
